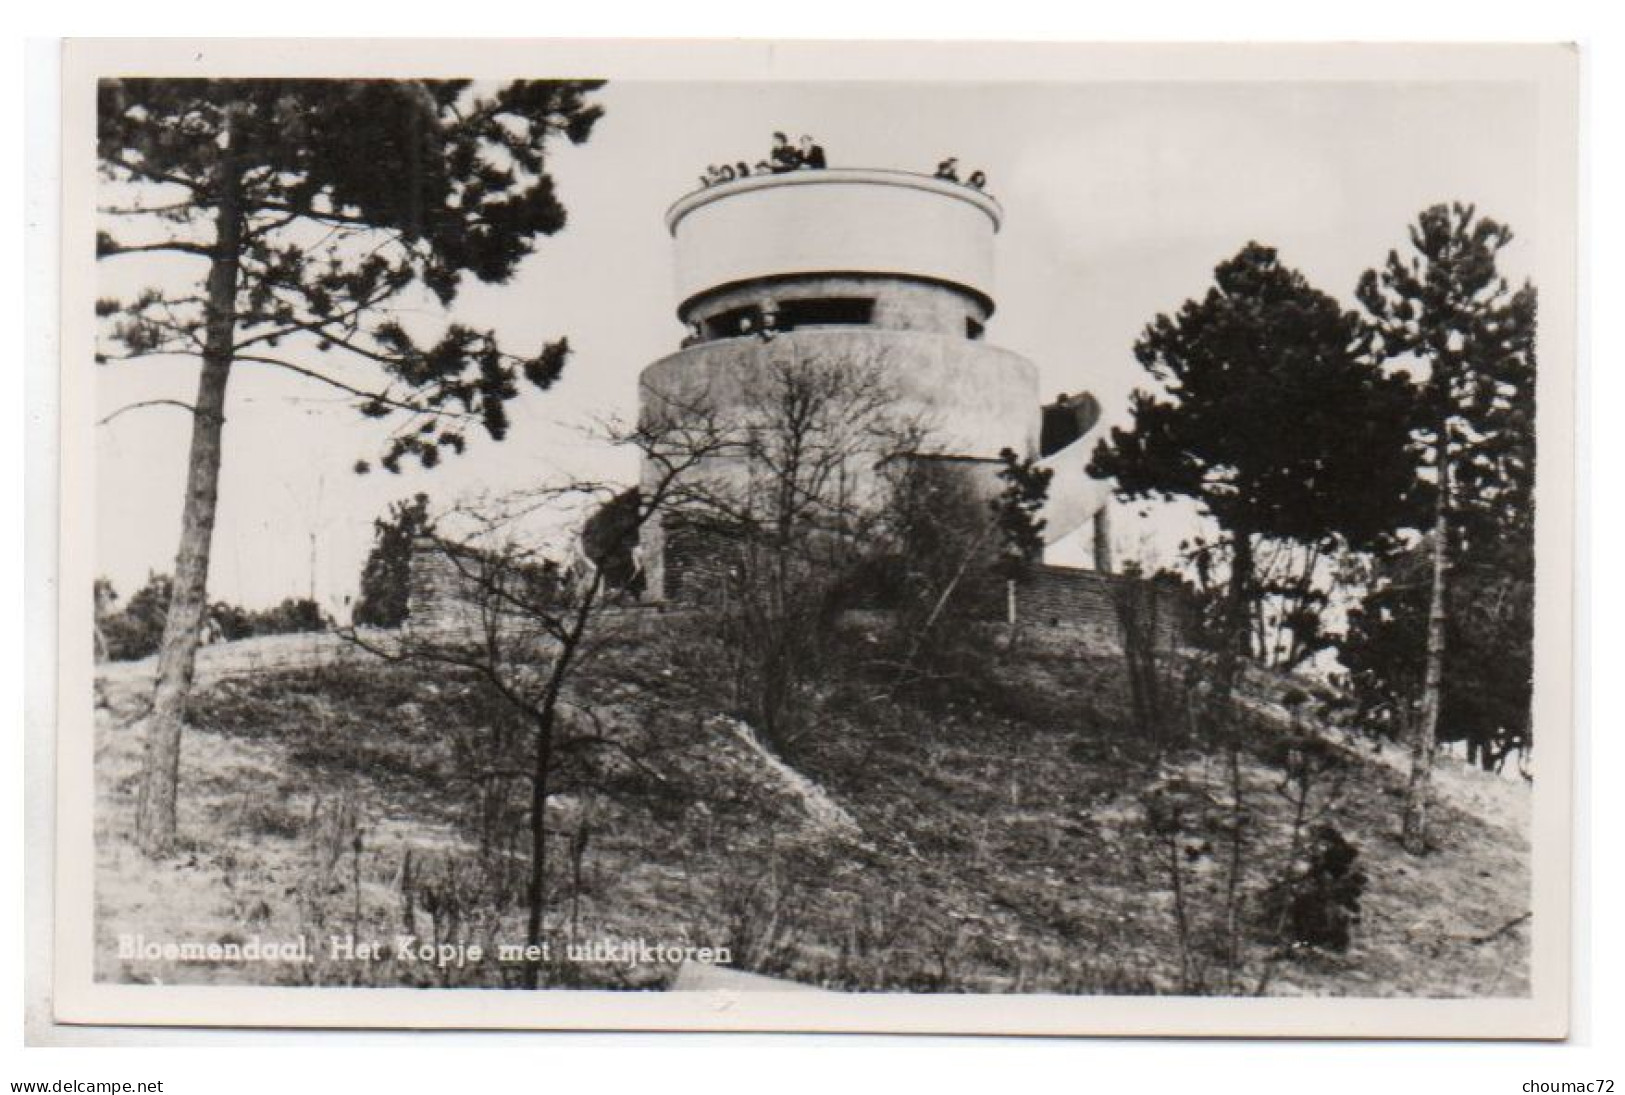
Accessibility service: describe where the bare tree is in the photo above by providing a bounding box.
[649,346,932,751]
[345,410,734,988]
[1112,562,1175,747]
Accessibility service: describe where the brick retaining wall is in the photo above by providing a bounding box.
[407,536,1190,654]
[1012,564,1192,654]
[404,538,487,635]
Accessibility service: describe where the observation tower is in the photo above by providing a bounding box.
[637,166,1109,599]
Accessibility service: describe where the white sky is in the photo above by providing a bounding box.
[94,79,1540,611]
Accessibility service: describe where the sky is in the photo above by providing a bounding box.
[94,78,1542,611]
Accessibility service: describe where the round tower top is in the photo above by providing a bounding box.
[666,168,1003,319]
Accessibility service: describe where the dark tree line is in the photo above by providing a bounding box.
[353,492,437,628]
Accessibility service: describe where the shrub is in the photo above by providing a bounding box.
[1260,822,1368,951]
[98,573,172,661]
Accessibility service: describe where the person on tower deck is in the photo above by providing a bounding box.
[967,169,987,190]
[934,156,960,182]
[798,134,827,169]
[770,132,799,172]
[735,161,753,178]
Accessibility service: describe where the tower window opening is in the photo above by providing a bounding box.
[703,304,763,341]
[966,316,985,341]
[778,297,874,330]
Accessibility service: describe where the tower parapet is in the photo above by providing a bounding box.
[667,168,1002,326]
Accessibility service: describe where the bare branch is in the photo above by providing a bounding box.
[98,399,199,426]
[232,353,467,421]
[96,347,204,364]
[99,240,212,259]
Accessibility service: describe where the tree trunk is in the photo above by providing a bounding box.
[524,707,555,988]
[134,153,242,856]
[1403,433,1452,855]
[1217,529,1254,692]
[523,569,603,988]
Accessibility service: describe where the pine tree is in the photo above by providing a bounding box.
[1090,243,1416,687]
[990,446,1053,577]
[1357,203,1537,852]
[97,78,604,854]
[354,493,436,628]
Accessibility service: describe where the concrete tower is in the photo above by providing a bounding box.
[637,167,1108,599]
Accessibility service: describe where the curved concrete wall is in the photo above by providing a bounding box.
[1037,437,1112,547]
[640,327,1039,460]
[667,170,1001,317]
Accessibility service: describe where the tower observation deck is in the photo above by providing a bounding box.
[667,168,1002,322]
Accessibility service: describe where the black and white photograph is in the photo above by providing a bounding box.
[45,39,1578,1037]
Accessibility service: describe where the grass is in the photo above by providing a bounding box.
[93,621,1531,996]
